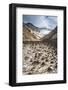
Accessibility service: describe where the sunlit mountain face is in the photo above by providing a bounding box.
[23,15,57,35]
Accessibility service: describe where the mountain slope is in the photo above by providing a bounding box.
[41,27,57,41]
[40,27,57,47]
[23,24,41,41]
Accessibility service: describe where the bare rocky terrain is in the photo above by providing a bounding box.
[22,23,57,75]
[23,41,57,75]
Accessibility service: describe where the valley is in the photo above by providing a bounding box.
[22,23,57,75]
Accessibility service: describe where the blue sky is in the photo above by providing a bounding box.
[23,15,57,30]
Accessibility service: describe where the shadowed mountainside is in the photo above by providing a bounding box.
[41,27,57,40]
[40,27,57,47]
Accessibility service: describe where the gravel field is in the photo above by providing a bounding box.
[23,41,57,75]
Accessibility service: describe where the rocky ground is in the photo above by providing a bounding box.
[23,41,57,75]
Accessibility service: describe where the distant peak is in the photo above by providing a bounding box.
[24,22,33,26]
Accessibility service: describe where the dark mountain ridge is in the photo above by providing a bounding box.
[24,23,51,32]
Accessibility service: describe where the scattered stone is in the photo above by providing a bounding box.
[41,62,45,66]
[24,56,29,60]
[23,42,57,75]
[47,67,52,72]
[32,60,40,65]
